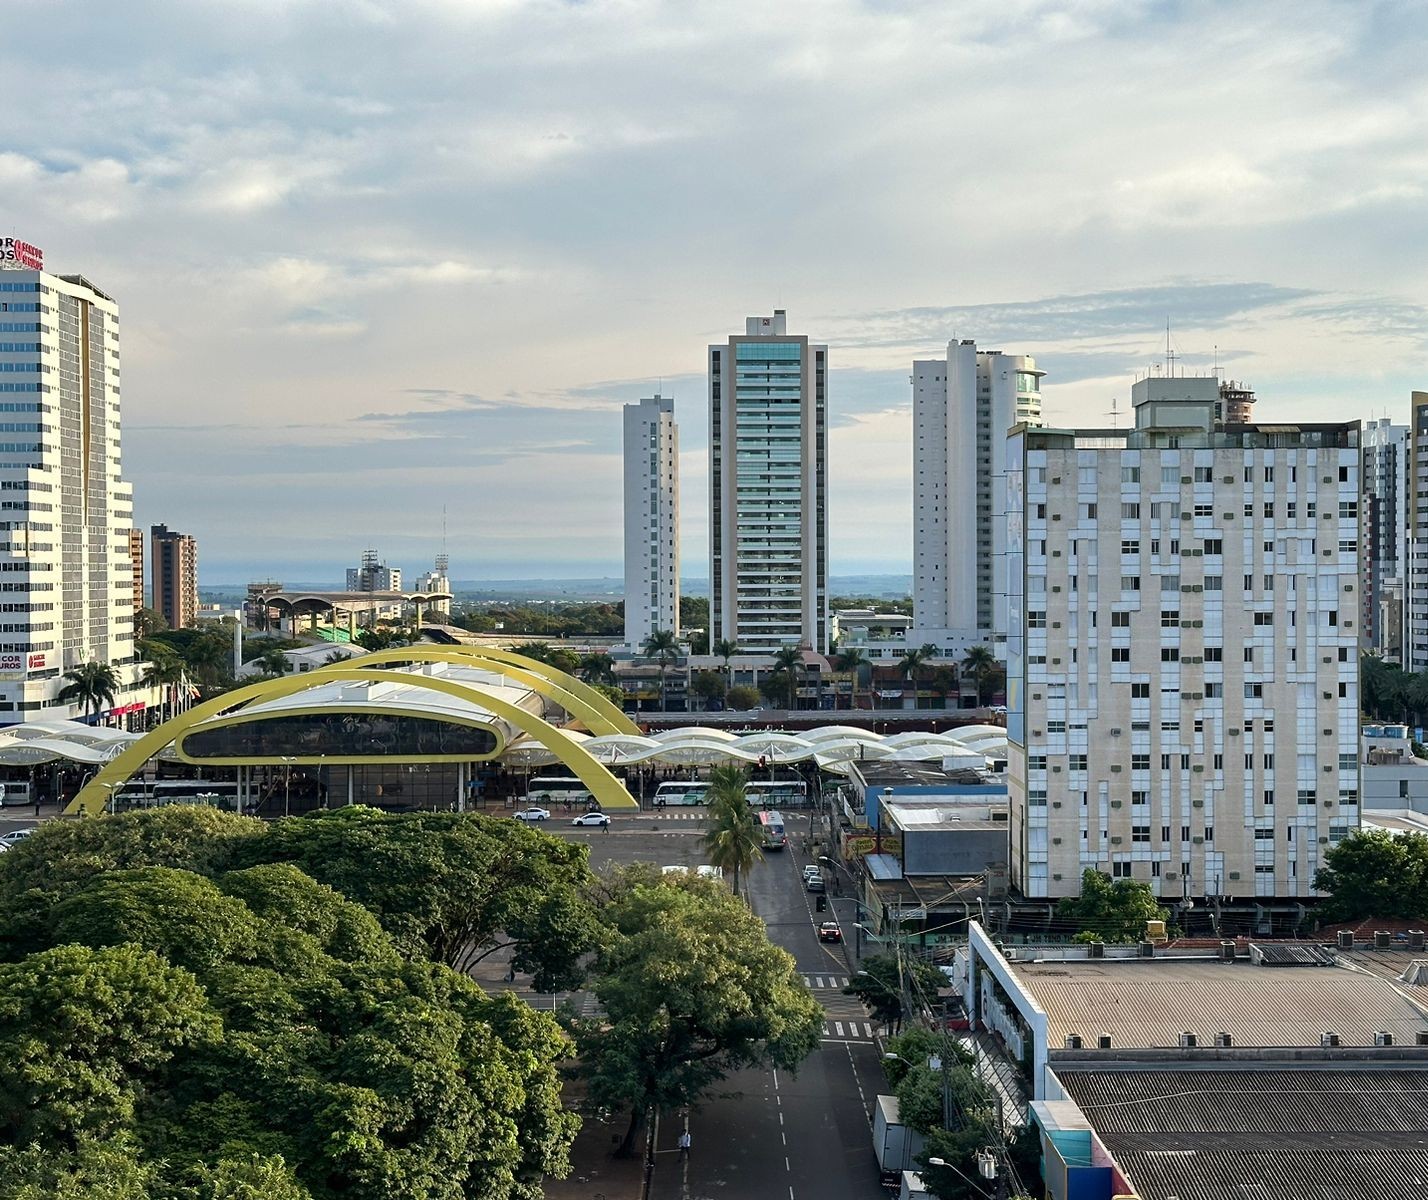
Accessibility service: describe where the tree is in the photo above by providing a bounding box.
[641,629,680,711]
[142,644,190,722]
[1056,869,1169,943]
[843,952,946,1032]
[771,646,803,710]
[834,647,868,711]
[690,671,727,709]
[252,648,291,676]
[897,644,938,710]
[1314,829,1428,922]
[726,684,760,711]
[703,766,762,896]
[57,661,119,721]
[136,606,169,638]
[713,638,737,678]
[961,644,999,705]
[577,653,617,687]
[575,867,822,1156]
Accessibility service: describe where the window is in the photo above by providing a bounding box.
[1264,754,1275,770]
[1161,610,1180,627]
[1161,753,1172,769]
[1264,575,1274,591]
[1204,646,1222,661]
[1112,611,1131,627]
[1112,862,1132,878]
[1245,683,1263,699]
[1131,790,1149,805]
[1213,753,1223,769]
[1111,647,1130,662]
[1121,575,1141,591]
[1069,754,1087,771]
[1194,503,1214,517]
[1254,827,1274,840]
[1131,683,1150,698]
[1132,754,1150,770]
[1047,720,1066,734]
[1203,538,1222,554]
[1132,825,1151,842]
[1194,466,1213,483]
[1264,790,1275,806]
[1121,539,1140,555]
[1263,502,1274,519]
[1029,755,1047,770]
[1162,648,1180,662]
[1122,466,1140,483]
[1244,647,1254,663]
[1205,826,1215,842]
[1161,466,1179,485]
[1122,502,1141,519]
[1205,682,1223,698]
[1339,501,1357,518]
[1161,575,1180,592]
[1264,467,1274,483]
[1204,575,1222,591]
[1027,610,1046,628]
[1254,612,1274,626]
[1028,790,1047,807]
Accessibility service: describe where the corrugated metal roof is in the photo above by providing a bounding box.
[1017,960,1428,1048]
[1110,1144,1428,1200]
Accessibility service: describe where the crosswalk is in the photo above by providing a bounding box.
[822,1020,877,1041]
[803,975,850,989]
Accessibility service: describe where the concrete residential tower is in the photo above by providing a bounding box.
[1004,375,1361,903]
[912,341,1043,651]
[150,524,198,630]
[1408,393,1428,673]
[709,311,828,653]
[623,395,680,649]
[0,245,152,724]
[1361,417,1409,661]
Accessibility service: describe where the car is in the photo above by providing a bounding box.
[818,922,842,943]
[806,876,825,893]
[801,864,821,881]
[571,811,610,827]
[0,828,33,845]
[513,806,551,822]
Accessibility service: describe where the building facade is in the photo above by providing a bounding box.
[912,341,1043,651]
[1361,417,1409,661]
[415,554,451,617]
[150,524,198,630]
[1408,393,1428,673]
[126,528,145,626]
[0,254,152,724]
[1005,375,1361,901]
[623,394,680,649]
[709,310,828,653]
[346,550,401,593]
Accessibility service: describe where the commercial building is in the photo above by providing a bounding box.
[150,524,198,630]
[1362,416,1409,660]
[709,310,828,653]
[911,341,1043,653]
[622,394,680,649]
[1408,392,1428,671]
[0,246,152,725]
[346,549,401,593]
[1005,375,1361,902]
[414,554,451,617]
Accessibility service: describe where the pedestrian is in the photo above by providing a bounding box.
[602,818,610,833]
[677,1130,691,1160]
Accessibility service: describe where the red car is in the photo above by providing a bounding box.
[818,922,842,943]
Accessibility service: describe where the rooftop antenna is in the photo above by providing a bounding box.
[1165,317,1177,378]
[1106,396,1121,429]
[1213,343,1220,380]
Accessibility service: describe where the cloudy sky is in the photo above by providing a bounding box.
[7,0,1428,582]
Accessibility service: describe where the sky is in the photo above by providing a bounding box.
[6,0,1428,583]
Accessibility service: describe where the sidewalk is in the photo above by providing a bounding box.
[541,1078,647,1200]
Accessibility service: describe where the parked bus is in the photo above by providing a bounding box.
[652,780,710,807]
[526,776,597,810]
[744,779,808,808]
[758,809,788,850]
[115,780,242,812]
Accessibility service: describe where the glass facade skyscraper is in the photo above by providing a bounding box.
[709,311,827,653]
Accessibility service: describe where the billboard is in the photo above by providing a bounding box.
[0,238,42,271]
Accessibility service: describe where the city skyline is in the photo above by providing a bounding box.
[4,3,1428,579]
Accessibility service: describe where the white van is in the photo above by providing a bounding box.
[0,782,32,808]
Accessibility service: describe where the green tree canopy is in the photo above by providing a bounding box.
[703,766,761,896]
[843,952,947,1031]
[725,684,761,710]
[1314,829,1428,922]
[576,866,822,1155]
[1055,869,1169,943]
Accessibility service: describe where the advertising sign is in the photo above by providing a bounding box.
[0,238,42,271]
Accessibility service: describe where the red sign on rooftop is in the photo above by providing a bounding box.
[0,238,42,270]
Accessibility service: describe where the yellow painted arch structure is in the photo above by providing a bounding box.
[334,645,636,736]
[66,665,639,817]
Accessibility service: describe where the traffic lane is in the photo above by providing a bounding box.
[649,1064,780,1200]
[778,1041,887,1199]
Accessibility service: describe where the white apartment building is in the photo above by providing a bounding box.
[622,395,680,649]
[415,553,451,616]
[912,341,1042,654]
[1407,393,1428,673]
[1362,417,1409,661]
[709,310,828,653]
[1005,375,1361,902]
[346,550,401,593]
[0,252,153,724]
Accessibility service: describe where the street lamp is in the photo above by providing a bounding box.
[279,756,295,818]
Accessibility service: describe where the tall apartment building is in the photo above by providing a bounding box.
[1362,417,1409,661]
[1407,394,1428,673]
[912,341,1043,650]
[0,246,152,724]
[126,529,144,625]
[150,524,198,629]
[414,554,451,617]
[1005,375,1361,902]
[709,310,828,653]
[346,550,401,593]
[623,395,680,649]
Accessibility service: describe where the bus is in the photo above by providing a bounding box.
[526,776,597,811]
[758,809,788,850]
[114,780,242,812]
[652,780,710,807]
[745,779,807,809]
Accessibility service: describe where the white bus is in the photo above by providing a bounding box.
[757,809,788,850]
[115,780,242,812]
[652,780,710,807]
[744,779,808,808]
[526,776,597,810]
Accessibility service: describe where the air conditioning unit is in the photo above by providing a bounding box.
[1337,930,1354,950]
[1088,941,1105,959]
[1417,1031,1428,1047]
[1139,941,1155,958]
[1178,1032,1198,1048]
[1322,1032,1340,1047]
[1376,1031,1395,1047]
[1410,931,1425,951]
[1110,728,1122,737]
[1375,930,1391,949]
[1220,940,1237,962]
[1098,1033,1113,1049]
[1065,1034,1084,1049]
[1214,1032,1233,1047]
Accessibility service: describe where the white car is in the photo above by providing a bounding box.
[0,828,33,845]
[571,811,610,827]
[802,864,821,882]
[513,806,551,822]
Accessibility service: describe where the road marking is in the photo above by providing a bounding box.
[864,1022,874,1038]
[834,1021,845,1036]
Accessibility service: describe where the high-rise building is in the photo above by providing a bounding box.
[415,554,451,617]
[0,244,152,724]
[1004,375,1360,902]
[346,550,401,593]
[709,310,828,653]
[623,395,680,649]
[912,341,1043,650]
[1362,417,1409,662]
[150,524,199,630]
[1407,394,1428,673]
[126,529,145,625]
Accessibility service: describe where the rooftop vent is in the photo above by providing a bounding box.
[1097,1033,1113,1049]
[1412,931,1426,952]
[1219,940,1237,962]
[1401,960,1428,986]
[1214,1032,1233,1048]
[1178,1032,1198,1048]
[1376,1031,1395,1047]
[1376,930,1392,949]
[1322,1031,1341,1047]
[1088,941,1105,959]
[1065,1034,1084,1049]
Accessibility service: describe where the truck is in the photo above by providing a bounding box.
[873,1095,926,1189]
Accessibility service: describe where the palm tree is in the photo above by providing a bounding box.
[834,647,868,711]
[254,648,291,676]
[713,638,737,678]
[578,653,617,687]
[642,629,680,711]
[58,660,119,723]
[961,644,998,707]
[703,765,762,898]
[897,644,938,710]
[142,649,188,722]
[772,646,803,710]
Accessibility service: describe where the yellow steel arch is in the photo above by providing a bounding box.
[427,644,639,736]
[66,668,637,817]
[330,646,626,736]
